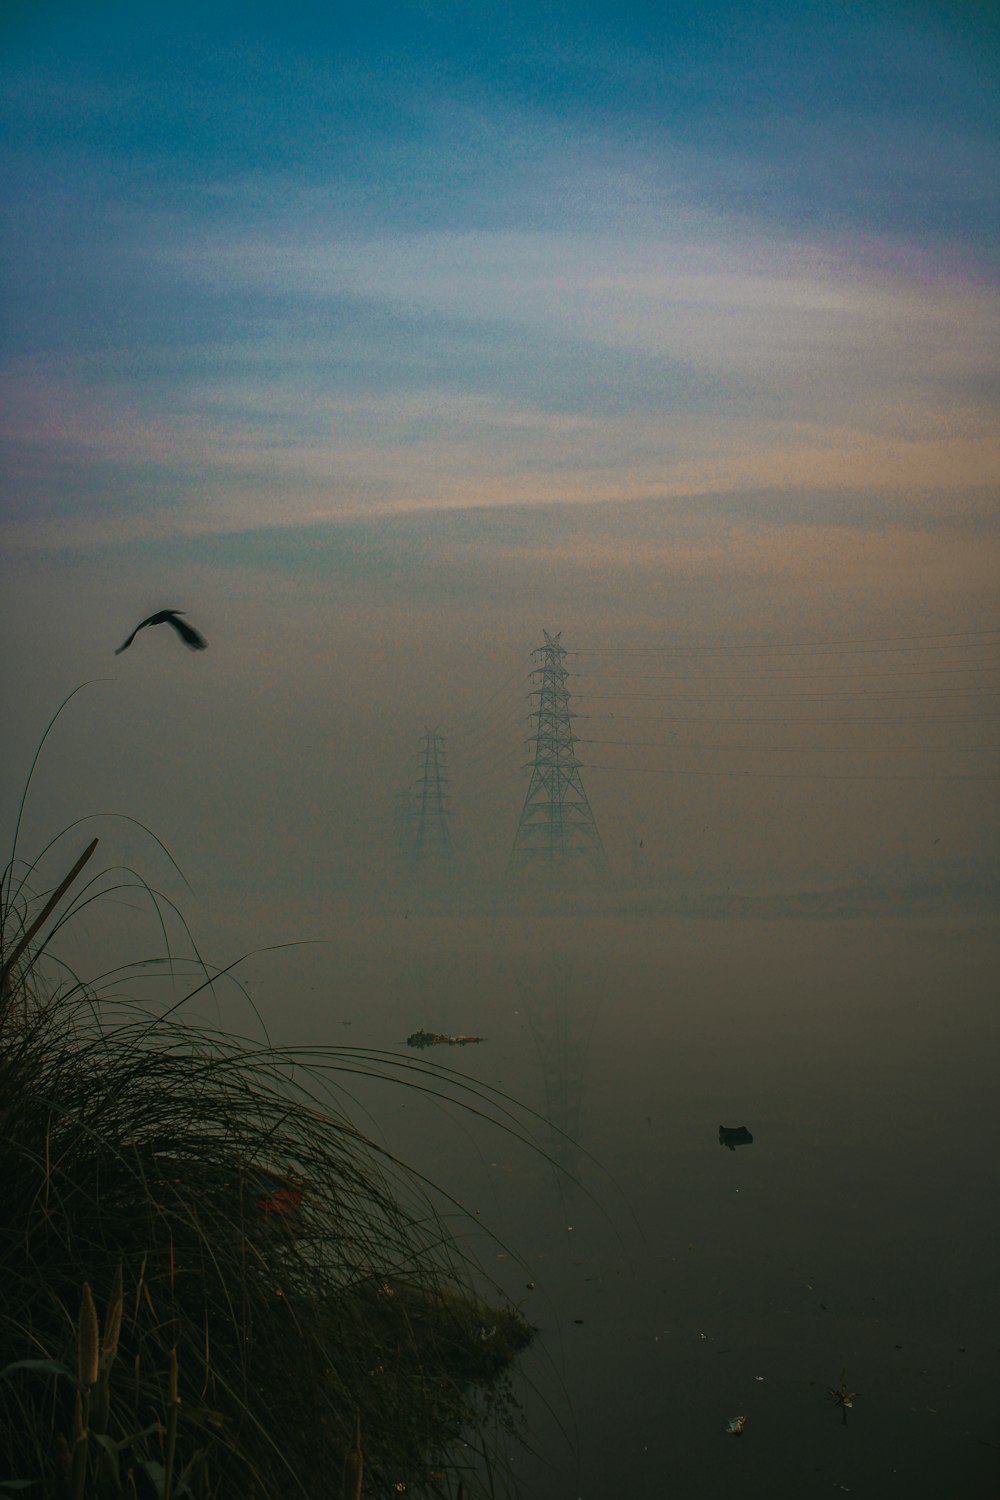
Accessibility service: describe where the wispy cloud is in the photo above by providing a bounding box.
[4,204,996,551]
[1,2,997,555]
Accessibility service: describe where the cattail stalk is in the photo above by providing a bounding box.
[342,1408,363,1500]
[71,1282,99,1500]
[77,1282,99,1389]
[93,1263,124,1436]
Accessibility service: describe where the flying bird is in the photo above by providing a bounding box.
[115,609,208,655]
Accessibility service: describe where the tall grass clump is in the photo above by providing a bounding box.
[0,750,535,1496]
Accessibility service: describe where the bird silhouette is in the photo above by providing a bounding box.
[115,610,208,655]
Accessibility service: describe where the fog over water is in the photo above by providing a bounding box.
[3,620,998,1495]
[211,903,997,1499]
[3,494,999,1499]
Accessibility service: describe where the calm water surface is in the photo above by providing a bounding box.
[258,909,998,1500]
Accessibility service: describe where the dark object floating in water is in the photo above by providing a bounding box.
[115,608,208,654]
[719,1124,754,1150]
[407,1029,486,1049]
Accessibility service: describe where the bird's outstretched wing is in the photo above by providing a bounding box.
[167,614,207,650]
[115,609,207,654]
[114,619,150,654]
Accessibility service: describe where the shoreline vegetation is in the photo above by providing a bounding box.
[1,760,536,1497]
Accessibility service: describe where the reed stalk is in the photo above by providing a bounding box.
[163,1345,180,1500]
[0,837,98,1002]
[93,1264,123,1441]
[70,1282,99,1500]
[343,1408,364,1500]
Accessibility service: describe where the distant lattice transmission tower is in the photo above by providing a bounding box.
[510,631,609,880]
[407,727,455,879]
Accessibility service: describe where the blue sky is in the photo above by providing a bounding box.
[2,0,997,547]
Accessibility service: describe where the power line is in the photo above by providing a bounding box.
[450,666,534,735]
[574,687,999,701]
[569,627,1000,657]
[573,663,1000,683]
[455,733,529,781]
[577,712,1000,723]
[452,700,531,750]
[578,738,999,752]
[449,684,531,753]
[582,764,999,781]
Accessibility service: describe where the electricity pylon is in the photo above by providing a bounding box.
[510,631,609,880]
[408,727,455,879]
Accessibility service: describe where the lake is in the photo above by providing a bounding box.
[233,900,999,1499]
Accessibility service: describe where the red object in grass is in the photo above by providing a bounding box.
[258,1181,304,1215]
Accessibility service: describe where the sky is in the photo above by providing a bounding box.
[1,0,998,948]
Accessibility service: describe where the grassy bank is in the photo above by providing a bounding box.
[1,822,534,1498]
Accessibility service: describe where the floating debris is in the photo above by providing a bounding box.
[406,1030,486,1049]
[726,1415,748,1436]
[827,1369,861,1424]
[719,1124,754,1150]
